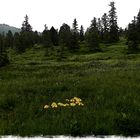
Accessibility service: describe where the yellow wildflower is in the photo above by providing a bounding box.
[65,99,69,102]
[44,104,49,109]
[70,99,75,102]
[58,102,65,107]
[58,102,69,107]
[78,102,84,106]
[65,103,69,106]
[74,97,82,102]
[62,103,69,107]
[70,103,76,107]
[51,102,58,108]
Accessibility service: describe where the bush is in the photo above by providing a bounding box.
[0,53,9,67]
[127,41,138,50]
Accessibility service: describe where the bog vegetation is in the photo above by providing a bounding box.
[0,1,140,137]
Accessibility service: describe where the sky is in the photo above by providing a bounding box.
[0,0,140,32]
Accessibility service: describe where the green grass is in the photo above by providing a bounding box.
[0,41,140,136]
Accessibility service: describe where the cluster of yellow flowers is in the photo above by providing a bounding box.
[44,97,84,109]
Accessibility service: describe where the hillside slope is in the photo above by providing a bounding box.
[0,24,20,34]
[0,42,140,136]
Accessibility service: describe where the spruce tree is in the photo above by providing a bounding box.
[86,17,100,51]
[136,10,140,43]
[13,32,22,53]
[108,1,119,42]
[97,18,103,41]
[59,23,72,49]
[33,31,40,44]
[21,15,32,32]
[42,25,52,48]
[71,18,79,51]
[101,13,109,43]
[79,25,84,41]
[127,16,138,49]
[0,34,9,66]
[19,14,33,52]
[49,26,59,46]
[5,30,14,48]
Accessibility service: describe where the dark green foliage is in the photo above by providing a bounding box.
[5,30,14,48]
[97,18,103,41]
[101,13,110,43]
[13,32,22,53]
[0,34,9,66]
[108,1,119,43]
[33,31,41,45]
[21,31,34,49]
[79,25,84,42]
[59,23,72,49]
[127,11,140,50]
[0,52,9,67]
[114,96,140,136]
[21,15,32,32]
[17,15,34,53]
[71,18,79,51]
[42,25,52,48]
[49,26,59,46]
[13,15,34,53]
[86,17,100,51]
[136,10,140,44]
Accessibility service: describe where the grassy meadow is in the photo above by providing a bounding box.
[0,39,140,136]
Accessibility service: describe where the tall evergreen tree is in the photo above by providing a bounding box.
[42,25,52,48]
[79,25,84,41]
[0,34,9,66]
[33,31,40,44]
[5,30,14,48]
[136,10,140,43]
[72,18,78,34]
[49,26,59,46]
[108,1,119,42]
[59,23,72,49]
[127,16,138,49]
[19,14,34,52]
[13,32,23,53]
[71,18,79,50]
[86,17,100,51]
[21,15,32,32]
[101,13,109,43]
[97,18,103,41]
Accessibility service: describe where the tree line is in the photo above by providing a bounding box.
[0,1,139,66]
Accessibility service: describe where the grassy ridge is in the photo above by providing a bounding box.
[0,41,140,136]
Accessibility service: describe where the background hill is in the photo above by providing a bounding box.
[0,24,21,34]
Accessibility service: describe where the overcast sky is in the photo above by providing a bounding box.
[0,0,140,31]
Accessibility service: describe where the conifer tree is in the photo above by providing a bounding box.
[0,34,9,66]
[86,17,100,51]
[21,15,32,32]
[18,14,34,52]
[136,10,140,43]
[49,26,59,46]
[79,25,84,41]
[101,13,109,43]
[33,31,40,44]
[127,16,138,49]
[97,18,103,41]
[59,23,72,49]
[5,30,14,48]
[13,32,22,53]
[71,18,79,50]
[42,25,52,48]
[108,1,119,42]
